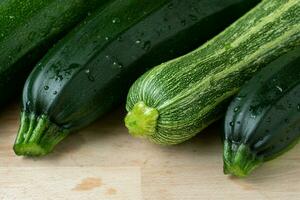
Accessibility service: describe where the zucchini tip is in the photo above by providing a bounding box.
[125,101,159,138]
[223,140,262,177]
[13,112,69,156]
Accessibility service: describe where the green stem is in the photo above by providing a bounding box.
[125,101,159,138]
[14,112,69,156]
[223,140,263,177]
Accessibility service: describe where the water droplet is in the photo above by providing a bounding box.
[276,85,283,92]
[143,41,151,51]
[113,61,123,68]
[112,17,120,24]
[117,37,123,42]
[54,75,63,81]
[85,69,95,82]
[53,91,58,95]
[26,101,31,107]
[237,121,241,125]
[250,113,257,119]
[105,37,109,41]
[297,104,300,111]
[265,129,270,133]
[180,19,186,26]
[105,55,110,59]
[167,3,174,9]
[44,86,49,90]
[88,76,95,82]
[9,16,15,19]
[189,14,197,21]
[229,122,234,127]
[234,106,240,112]
[135,39,141,44]
[236,95,246,101]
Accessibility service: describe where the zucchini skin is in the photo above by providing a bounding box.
[125,0,300,145]
[0,0,106,106]
[223,46,300,177]
[14,0,260,156]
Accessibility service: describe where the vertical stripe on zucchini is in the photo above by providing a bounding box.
[125,0,300,145]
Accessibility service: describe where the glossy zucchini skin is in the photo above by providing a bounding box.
[223,46,300,177]
[0,0,106,106]
[125,0,300,145]
[14,0,260,156]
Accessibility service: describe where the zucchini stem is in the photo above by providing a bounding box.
[14,112,69,156]
[125,101,159,138]
[223,140,262,177]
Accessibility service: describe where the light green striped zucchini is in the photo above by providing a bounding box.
[125,0,300,145]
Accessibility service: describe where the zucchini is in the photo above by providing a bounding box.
[125,0,300,145]
[13,0,259,156]
[0,0,106,106]
[223,46,300,177]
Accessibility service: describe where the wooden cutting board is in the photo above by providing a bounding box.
[0,102,299,200]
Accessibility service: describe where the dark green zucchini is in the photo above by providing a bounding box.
[0,0,106,106]
[223,46,300,177]
[125,0,300,145]
[14,0,260,156]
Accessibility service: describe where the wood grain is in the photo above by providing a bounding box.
[0,103,299,200]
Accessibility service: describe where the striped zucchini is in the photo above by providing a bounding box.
[125,0,300,145]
